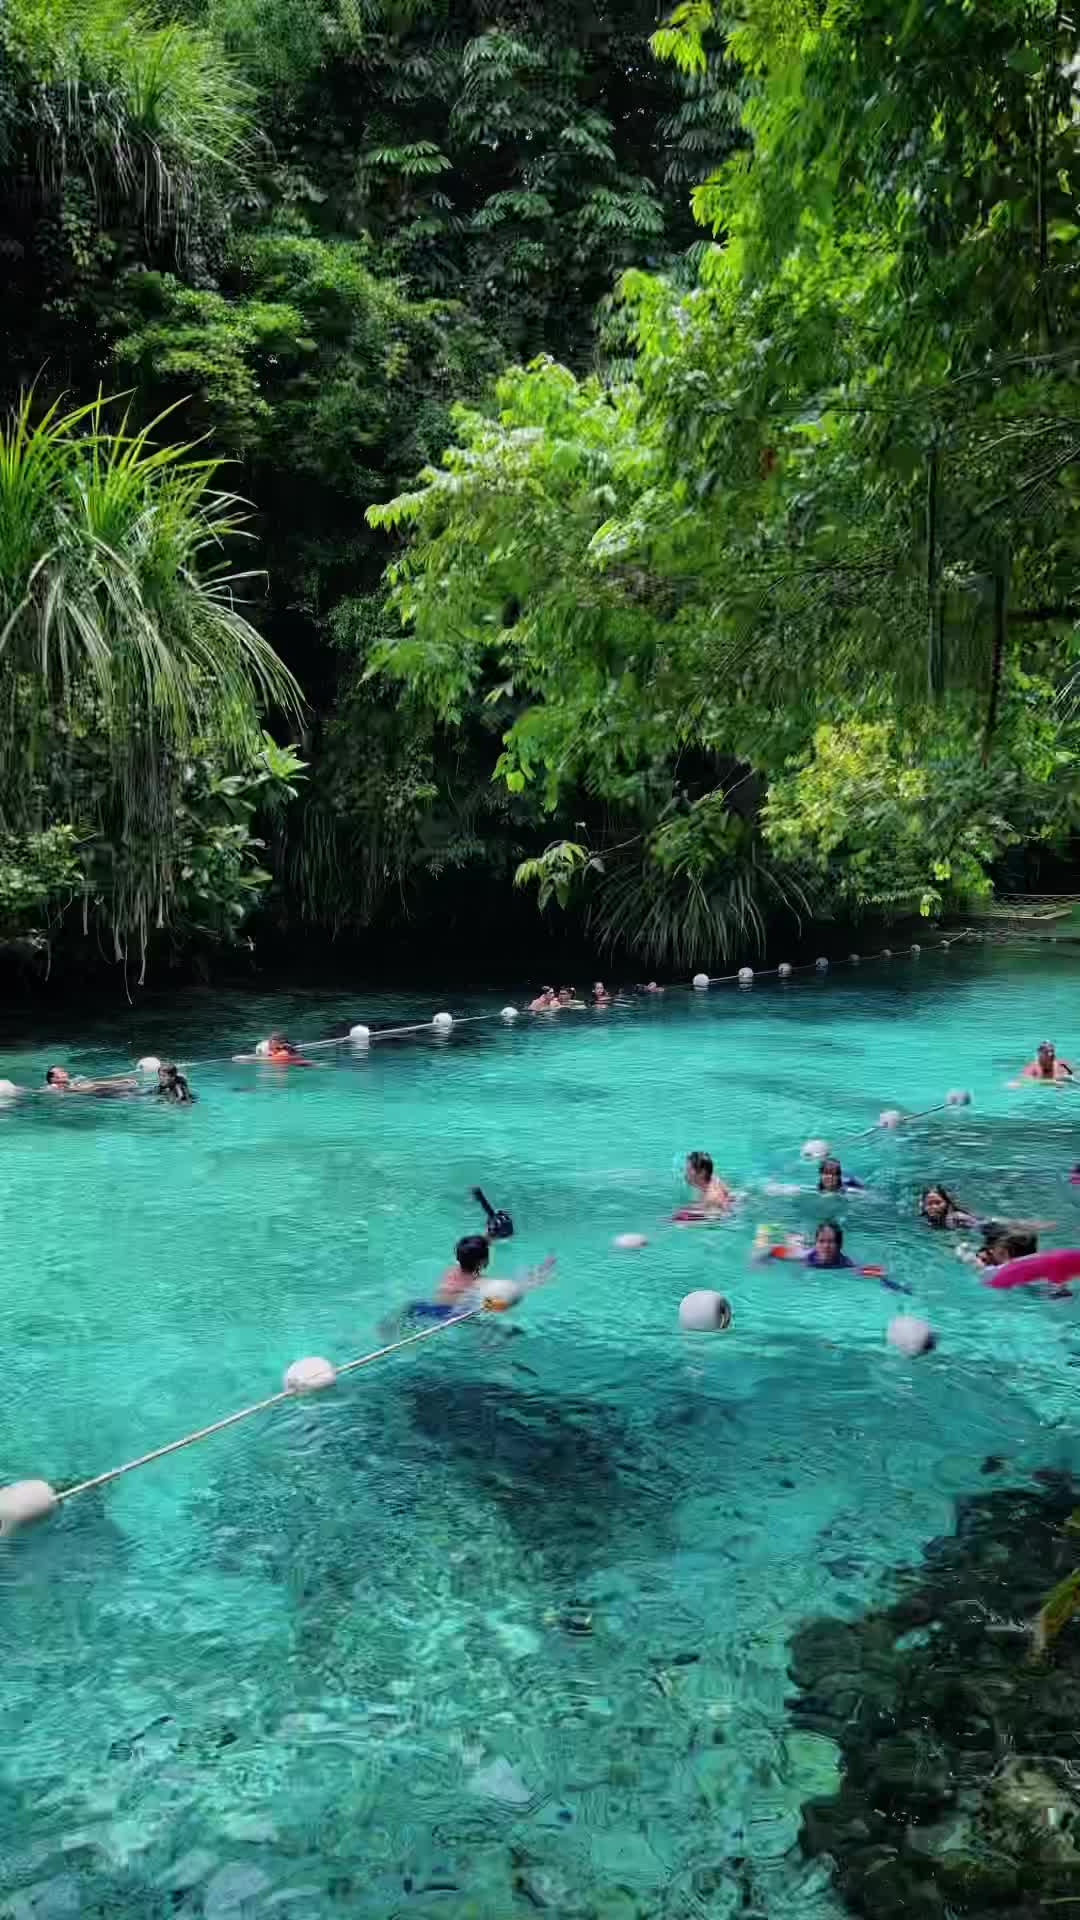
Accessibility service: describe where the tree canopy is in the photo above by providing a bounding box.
[2,0,1079,976]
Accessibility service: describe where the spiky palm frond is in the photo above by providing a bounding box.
[586,844,813,972]
[0,391,303,960]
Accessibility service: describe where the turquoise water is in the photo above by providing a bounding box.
[3,949,1080,1918]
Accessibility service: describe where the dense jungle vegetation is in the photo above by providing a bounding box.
[2,0,1080,982]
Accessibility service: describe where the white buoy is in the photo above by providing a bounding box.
[945,1088,971,1107]
[801,1137,829,1161]
[815,957,829,971]
[349,1023,371,1046]
[678,1290,732,1333]
[881,948,892,959]
[136,1055,161,1073]
[738,967,754,984]
[255,1039,272,1057]
[878,1108,903,1130]
[501,1007,519,1021]
[284,1356,337,1394]
[0,1478,58,1536]
[849,953,860,965]
[692,973,710,991]
[887,1315,935,1358]
[483,1278,523,1313]
[0,1079,16,1101]
[433,1011,454,1030]
[613,1232,648,1251]
[778,962,793,978]
[911,944,921,955]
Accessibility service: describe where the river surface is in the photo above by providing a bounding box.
[2,948,1079,1918]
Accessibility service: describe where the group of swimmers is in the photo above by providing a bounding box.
[32,1031,315,1101]
[41,1063,194,1103]
[664,1036,1077,1285]
[526,981,664,1012]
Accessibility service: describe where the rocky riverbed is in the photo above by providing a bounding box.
[789,1471,1080,1916]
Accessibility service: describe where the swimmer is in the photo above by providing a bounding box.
[1011,1040,1075,1086]
[804,1220,855,1269]
[528,987,556,1012]
[232,1032,317,1065]
[155,1063,194,1104]
[44,1065,137,1096]
[818,1157,865,1194]
[921,1183,977,1230]
[592,980,611,1006]
[644,981,664,994]
[975,1224,1038,1268]
[683,1150,734,1216]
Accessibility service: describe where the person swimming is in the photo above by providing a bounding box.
[592,981,611,1006]
[975,1224,1038,1268]
[405,1234,496,1323]
[528,987,556,1012]
[1012,1041,1075,1085]
[683,1150,734,1216]
[44,1065,137,1096]
[921,1183,977,1230]
[804,1220,855,1269]
[817,1157,865,1194]
[155,1063,194,1104]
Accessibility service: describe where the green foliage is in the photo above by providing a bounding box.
[195,0,741,358]
[0,393,302,965]
[371,0,1080,952]
[0,0,250,387]
[0,825,81,939]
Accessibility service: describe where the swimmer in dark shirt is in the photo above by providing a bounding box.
[803,1220,854,1268]
[155,1063,195,1104]
[817,1157,865,1194]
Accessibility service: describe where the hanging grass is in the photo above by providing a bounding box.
[0,390,303,965]
[0,0,250,243]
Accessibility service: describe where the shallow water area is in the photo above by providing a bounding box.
[2,949,1080,1918]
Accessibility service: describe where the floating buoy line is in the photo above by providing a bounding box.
[0,1299,516,1537]
[114,929,985,1082]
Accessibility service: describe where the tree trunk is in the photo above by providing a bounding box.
[982,559,1008,764]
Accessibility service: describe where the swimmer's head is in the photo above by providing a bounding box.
[158,1063,178,1085]
[558,988,572,1005]
[814,1219,843,1264]
[45,1066,69,1087]
[686,1151,713,1189]
[455,1234,491,1275]
[1004,1229,1037,1259]
[921,1184,955,1225]
[818,1157,843,1192]
[1038,1041,1056,1070]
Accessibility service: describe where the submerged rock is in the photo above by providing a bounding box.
[789,1476,1080,1916]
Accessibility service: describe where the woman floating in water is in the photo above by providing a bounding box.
[674,1151,734,1220]
[920,1184,977,1230]
[756,1220,910,1291]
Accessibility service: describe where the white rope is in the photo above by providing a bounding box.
[54,1305,485,1505]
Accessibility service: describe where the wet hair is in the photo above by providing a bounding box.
[455,1234,491,1274]
[818,1157,843,1190]
[1003,1230,1037,1259]
[1038,1040,1055,1055]
[921,1183,958,1225]
[816,1218,844,1249]
[159,1062,178,1080]
[687,1151,714,1182]
[45,1066,65,1085]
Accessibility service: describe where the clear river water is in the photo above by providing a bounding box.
[2,945,1080,1919]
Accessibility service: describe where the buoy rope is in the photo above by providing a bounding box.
[54,1306,485,1505]
[6,930,984,1086]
